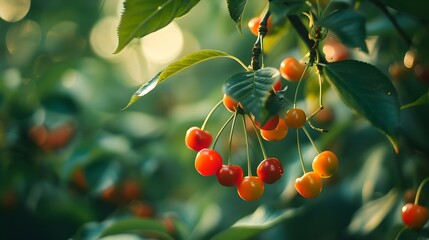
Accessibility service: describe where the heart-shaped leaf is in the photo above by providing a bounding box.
[123,49,248,109]
[324,60,400,153]
[227,0,247,34]
[223,67,280,123]
[318,9,368,52]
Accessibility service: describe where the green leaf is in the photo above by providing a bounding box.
[176,0,201,17]
[395,228,429,240]
[115,0,182,53]
[100,218,173,239]
[324,60,400,153]
[401,90,429,110]
[223,67,281,123]
[227,0,247,33]
[381,0,429,20]
[211,206,302,240]
[269,0,311,19]
[123,49,248,109]
[318,10,368,52]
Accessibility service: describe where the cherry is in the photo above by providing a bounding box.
[185,127,212,151]
[121,180,141,202]
[260,117,288,141]
[254,115,280,131]
[248,16,272,36]
[223,94,239,112]
[130,201,154,218]
[312,151,338,178]
[257,158,284,184]
[322,37,349,62]
[216,164,244,186]
[280,57,306,82]
[237,176,264,201]
[295,172,322,198]
[273,80,282,91]
[285,108,306,128]
[401,203,429,229]
[195,149,223,176]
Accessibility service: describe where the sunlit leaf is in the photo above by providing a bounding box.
[123,50,247,109]
[324,60,400,153]
[211,206,302,240]
[223,67,281,123]
[115,0,182,53]
[176,0,200,17]
[401,90,429,110]
[227,0,247,33]
[318,9,368,52]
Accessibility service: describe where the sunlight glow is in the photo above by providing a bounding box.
[0,0,30,22]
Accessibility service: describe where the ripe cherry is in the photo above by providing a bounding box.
[323,37,349,62]
[260,117,288,141]
[280,57,306,82]
[285,108,306,128]
[216,164,244,186]
[257,158,284,184]
[248,16,272,36]
[223,94,239,112]
[185,127,212,151]
[237,176,264,201]
[254,115,280,131]
[312,151,338,178]
[195,149,223,176]
[295,172,322,198]
[401,203,429,229]
[273,80,282,91]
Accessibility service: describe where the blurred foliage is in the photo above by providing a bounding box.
[0,0,428,240]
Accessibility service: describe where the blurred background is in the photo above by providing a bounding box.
[0,0,428,239]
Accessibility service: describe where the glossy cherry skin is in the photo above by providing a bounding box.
[257,158,284,184]
[223,94,239,112]
[254,115,280,131]
[237,176,264,201]
[248,16,272,36]
[401,203,429,229]
[285,108,306,128]
[195,149,223,176]
[280,57,306,82]
[185,127,212,151]
[216,165,244,186]
[295,172,322,198]
[273,80,282,91]
[260,118,288,141]
[312,151,338,178]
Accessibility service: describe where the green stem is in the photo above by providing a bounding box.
[297,129,307,174]
[293,64,310,107]
[303,126,321,154]
[212,114,235,150]
[201,100,223,130]
[414,177,429,205]
[248,114,268,159]
[242,115,252,176]
[227,112,238,165]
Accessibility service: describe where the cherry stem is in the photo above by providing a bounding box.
[306,65,324,120]
[241,114,252,176]
[227,112,238,165]
[248,114,268,159]
[212,113,235,150]
[414,177,429,205]
[293,64,310,108]
[251,10,271,70]
[201,100,223,130]
[303,126,321,154]
[297,128,307,174]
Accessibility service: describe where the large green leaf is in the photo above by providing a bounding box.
[318,10,368,52]
[324,60,400,153]
[123,49,248,108]
[223,67,281,123]
[226,0,247,33]
[269,0,311,19]
[176,0,201,17]
[381,0,429,20]
[211,206,302,240]
[99,218,173,239]
[401,90,429,110]
[115,0,182,53]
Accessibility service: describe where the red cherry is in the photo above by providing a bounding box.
[216,165,244,186]
[223,94,239,112]
[257,158,284,184]
[185,127,212,151]
[280,57,306,82]
[195,149,223,176]
[401,203,429,229]
[285,108,306,128]
[312,151,338,178]
[237,176,264,201]
[254,115,280,131]
[273,80,282,91]
[295,172,322,198]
